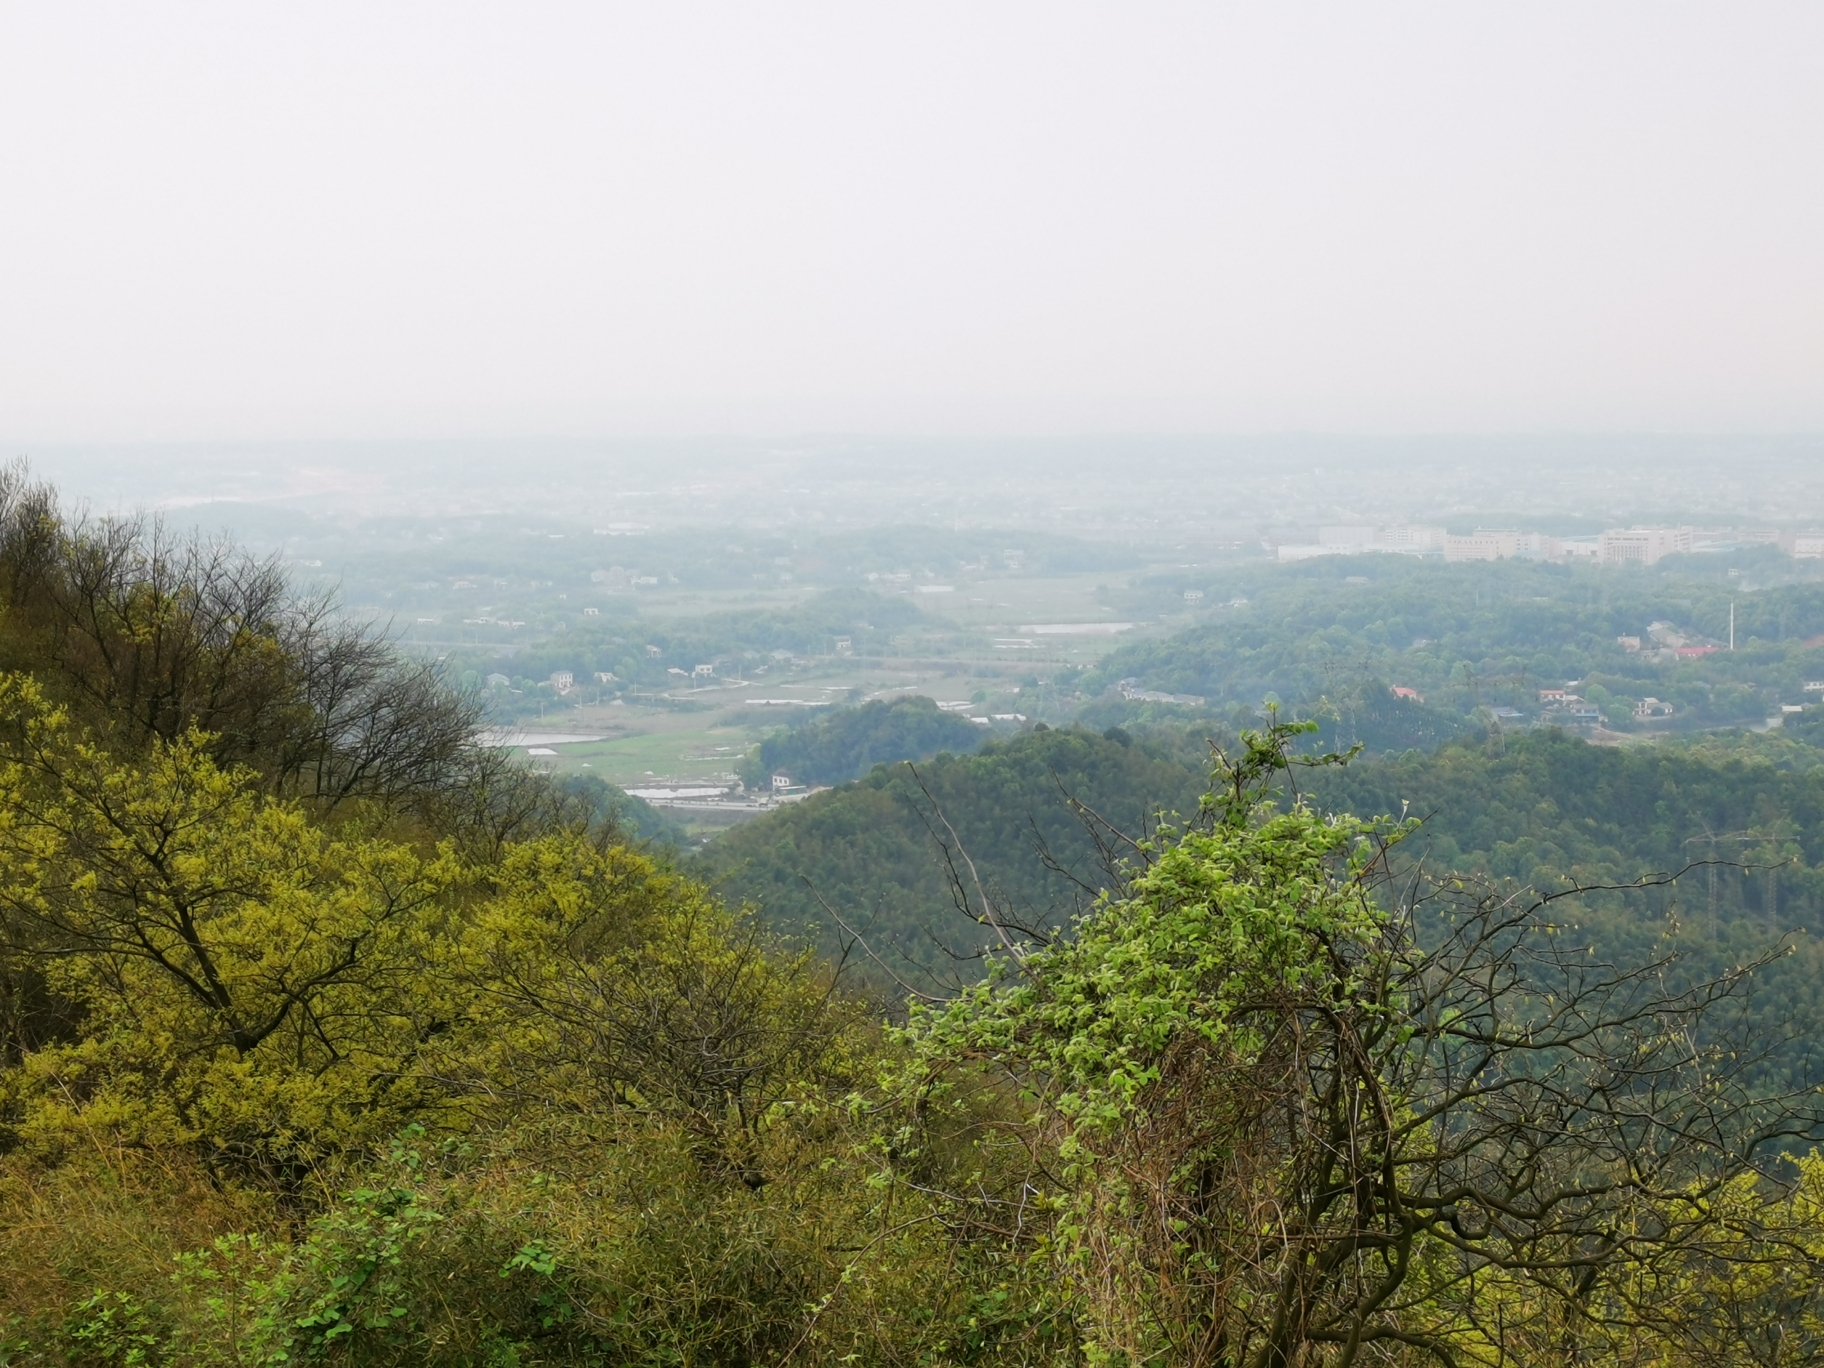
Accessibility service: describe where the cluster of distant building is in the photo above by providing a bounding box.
[588,566,661,590]
[1385,684,1675,731]
[1533,688,1612,727]
[1616,621,1726,662]
[1276,525,1824,567]
[1117,679,1208,707]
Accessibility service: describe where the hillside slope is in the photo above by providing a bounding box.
[740,695,986,786]
[699,726,1206,980]
[706,722,1824,1073]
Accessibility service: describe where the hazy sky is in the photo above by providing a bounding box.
[2,4,1821,440]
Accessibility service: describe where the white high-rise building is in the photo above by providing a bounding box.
[1378,525,1447,553]
[1600,527,1693,566]
[1446,530,1519,562]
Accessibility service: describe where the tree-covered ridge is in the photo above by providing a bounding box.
[700,725,1207,975]
[1085,556,1824,736]
[1311,728,1824,1090]
[705,719,1824,1081]
[738,694,986,787]
[1311,727,1824,900]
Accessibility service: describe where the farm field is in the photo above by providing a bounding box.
[478,570,1180,793]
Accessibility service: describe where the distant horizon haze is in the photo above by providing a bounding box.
[2,3,1821,441]
[17,434,1824,543]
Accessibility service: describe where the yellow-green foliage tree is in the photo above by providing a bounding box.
[0,673,465,1178]
[0,661,1007,1365]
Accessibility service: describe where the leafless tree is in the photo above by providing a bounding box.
[0,460,489,818]
[267,586,483,809]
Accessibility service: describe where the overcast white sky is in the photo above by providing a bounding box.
[1,3,1820,440]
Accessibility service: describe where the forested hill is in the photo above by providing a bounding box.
[698,725,1206,976]
[708,722,1824,1012]
[738,694,986,786]
[1310,728,1824,901]
[1084,556,1824,736]
[1320,729,1824,1090]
